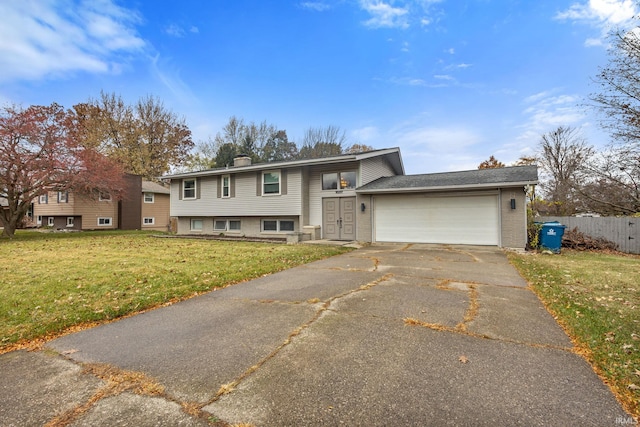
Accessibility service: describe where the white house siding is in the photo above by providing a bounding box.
[170,169,303,218]
[360,156,396,186]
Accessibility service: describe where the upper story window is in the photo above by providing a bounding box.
[39,193,48,204]
[222,175,230,198]
[322,171,357,190]
[263,171,280,195]
[99,192,111,201]
[183,179,196,199]
[144,192,154,203]
[57,191,68,203]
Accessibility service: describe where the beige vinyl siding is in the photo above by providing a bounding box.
[307,162,360,228]
[33,191,118,229]
[360,156,396,186]
[170,168,303,217]
[499,188,527,249]
[141,193,170,231]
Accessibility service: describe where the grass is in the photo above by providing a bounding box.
[508,249,640,419]
[0,230,351,352]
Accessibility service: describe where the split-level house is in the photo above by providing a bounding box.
[32,175,171,231]
[164,148,538,250]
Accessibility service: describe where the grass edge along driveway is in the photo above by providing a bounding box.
[508,249,639,421]
[0,230,351,353]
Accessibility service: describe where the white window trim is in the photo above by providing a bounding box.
[322,171,357,191]
[222,175,230,198]
[190,218,203,231]
[97,217,112,226]
[36,216,42,226]
[58,191,68,203]
[39,194,48,204]
[99,192,112,202]
[144,192,154,203]
[47,217,54,226]
[261,219,294,233]
[262,170,281,196]
[213,219,242,232]
[183,179,197,200]
[66,217,74,227]
[143,217,155,225]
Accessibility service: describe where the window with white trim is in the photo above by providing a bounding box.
[39,194,48,204]
[143,217,155,225]
[190,219,203,231]
[222,175,230,198]
[66,217,74,227]
[262,219,294,232]
[58,191,68,203]
[37,216,42,226]
[213,219,242,232]
[262,171,280,195]
[47,217,54,226]
[144,192,154,203]
[99,192,111,201]
[322,171,357,190]
[183,179,196,199]
[97,217,112,226]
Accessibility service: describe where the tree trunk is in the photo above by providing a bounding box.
[1,220,16,238]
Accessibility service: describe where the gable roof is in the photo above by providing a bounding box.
[142,181,170,194]
[162,148,404,179]
[357,165,538,193]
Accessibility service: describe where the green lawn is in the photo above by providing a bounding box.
[0,230,350,352]
[508,249,640,419]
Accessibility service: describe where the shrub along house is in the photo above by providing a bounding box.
[163,148,538,250]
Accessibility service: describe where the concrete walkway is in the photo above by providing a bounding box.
[0,244,631,426]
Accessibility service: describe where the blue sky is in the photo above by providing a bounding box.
[1,0,638,174]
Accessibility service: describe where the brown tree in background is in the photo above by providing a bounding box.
[478,155,505,169]
[0,103,124,237]
[75,92,193,180]
[537,126,594,215]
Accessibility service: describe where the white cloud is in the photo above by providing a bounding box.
[165,24,186,38]
[360,0,409,29]
[300,1,332,11]
[556,0,637,25]
[0,0,145,82]
[516,90,586,150]
[351,126,380,141]
[556,0,639,45]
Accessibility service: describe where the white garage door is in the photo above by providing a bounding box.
[374,194,499,245]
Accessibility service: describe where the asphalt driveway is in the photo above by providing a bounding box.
[0,243,631,426]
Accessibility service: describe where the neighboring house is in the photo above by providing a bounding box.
[163,148,538,249]
[32,175,170,231]
[141,181,171,231]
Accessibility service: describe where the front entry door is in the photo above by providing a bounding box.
[322,197,356,240]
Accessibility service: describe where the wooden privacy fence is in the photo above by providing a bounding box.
[538,216,640,254]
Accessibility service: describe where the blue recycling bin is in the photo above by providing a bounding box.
[539,222,566,253]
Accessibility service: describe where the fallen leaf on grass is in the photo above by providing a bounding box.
[628,383,640,391]
[634,370,640,377]
[459,356,469,364]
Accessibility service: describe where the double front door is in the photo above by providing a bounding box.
[322,197,355,240]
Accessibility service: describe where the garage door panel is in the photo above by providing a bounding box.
[374,194,499,245]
